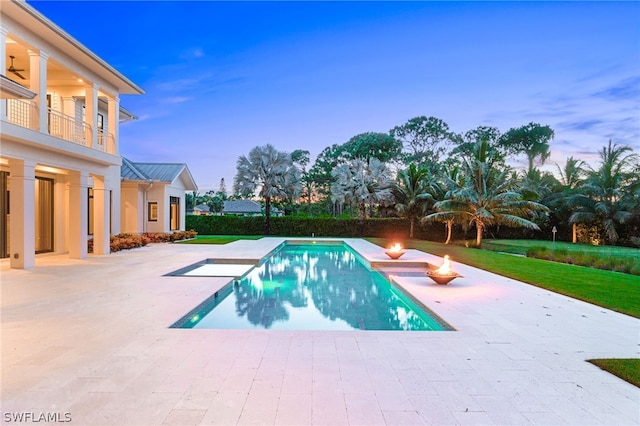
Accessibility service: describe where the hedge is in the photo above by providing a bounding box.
[186,215,547,241]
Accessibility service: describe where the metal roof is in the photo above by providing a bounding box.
[223,200,262,213]
[121,157,197,190]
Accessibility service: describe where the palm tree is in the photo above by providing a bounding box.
[554,156,586,242]
[233,144,301,235]
[427,139,549,247]
[330,158,393,234]
[392,163,433,238]
[420,164,465,244]
[569,140,639,244]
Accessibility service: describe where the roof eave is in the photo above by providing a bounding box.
[12,0,145,95]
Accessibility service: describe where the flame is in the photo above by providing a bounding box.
[436,255,453,275]
[388,243,403,253]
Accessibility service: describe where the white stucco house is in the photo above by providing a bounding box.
[120,158,197,234]
[0,1,195,269]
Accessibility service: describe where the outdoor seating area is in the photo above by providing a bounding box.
[1,240,638,425]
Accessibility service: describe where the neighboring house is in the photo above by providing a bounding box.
[120,158,197,234]
[222,200,282,216]
[191,204,211,215]
[1,0,144,268]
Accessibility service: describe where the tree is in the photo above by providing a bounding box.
[569,140,639,244]
[341,132,403,164]
[292,149,312,214]
[185,190,201,211]
[390,116,452,165]
[330,158,393,234]
[426,139,549,246]
[217,178,228,200]
[392,163,433,238]
[421,164,467,244]
[233,144,301,235]
[551,156,586,242]
[501,122,554,173]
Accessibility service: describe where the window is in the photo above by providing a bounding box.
[148,202,158,222]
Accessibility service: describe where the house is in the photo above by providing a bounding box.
[222,200,282,216]
[120,158,197,234]
[191,204,211,215]
[0,1,200,269]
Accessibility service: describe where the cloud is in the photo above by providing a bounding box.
[593,76,640,101]
[180,47,206,60]
[161,96,193,104]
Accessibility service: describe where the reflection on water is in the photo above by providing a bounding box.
[192,244,445,331]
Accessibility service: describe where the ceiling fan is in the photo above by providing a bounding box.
[7,56,26,80]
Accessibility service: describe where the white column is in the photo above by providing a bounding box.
[68,170,89,259]
[9,159,36,269]
[92,175,111,255]
[0,28,8,121]
[28,49,49,133]
[107,95,119,155]
[84,83,99,149]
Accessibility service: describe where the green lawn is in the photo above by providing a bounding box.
[588,359,640,388]
[367,238,640,319]
[483,239,640,259]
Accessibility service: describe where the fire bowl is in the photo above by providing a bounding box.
[384,250,405,260]
[426,271,460,285]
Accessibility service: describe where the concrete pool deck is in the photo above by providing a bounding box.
[1,238,638,425]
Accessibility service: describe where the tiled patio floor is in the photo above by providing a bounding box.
[1,238,638,425]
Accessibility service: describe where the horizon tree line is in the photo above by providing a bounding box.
[229,116,639,247]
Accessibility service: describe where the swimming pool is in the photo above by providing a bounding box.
[171,242,452,331]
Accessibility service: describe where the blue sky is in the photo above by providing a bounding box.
[30,1,640,193]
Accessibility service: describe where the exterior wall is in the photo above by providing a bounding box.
[120,182,142,234]
[166,184,187,232]
[1,1,141,268]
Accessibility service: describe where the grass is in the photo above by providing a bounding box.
[367,238,640,319]
[588,359,640,388]
[483,239,640,257]
[483,239,640,276]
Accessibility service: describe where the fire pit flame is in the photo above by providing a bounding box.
[385,243,405,259]
[426,255,461,285]
[436,255,453,275]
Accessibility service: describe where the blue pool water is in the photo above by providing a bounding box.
[172,243,451,331]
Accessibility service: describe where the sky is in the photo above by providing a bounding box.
[30,1,640,193]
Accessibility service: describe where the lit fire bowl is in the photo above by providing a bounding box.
[385,244,405,260]
[426,270,461,285]
[384,249,406,260]
[426,255,461,285]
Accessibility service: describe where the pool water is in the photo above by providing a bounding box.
[172,243,450,331]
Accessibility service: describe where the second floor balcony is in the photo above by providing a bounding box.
[5,98,116,155]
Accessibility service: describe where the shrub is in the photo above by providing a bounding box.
[88,230,198,253]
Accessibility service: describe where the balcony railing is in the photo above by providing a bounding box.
[4,99,115,154]
[6,98,38,129]
[48,108,92,147]
[97,129,115,153]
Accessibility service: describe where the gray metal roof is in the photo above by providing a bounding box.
[121,157,148,181]
[121,157,197,190]
[223,200,262,213]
